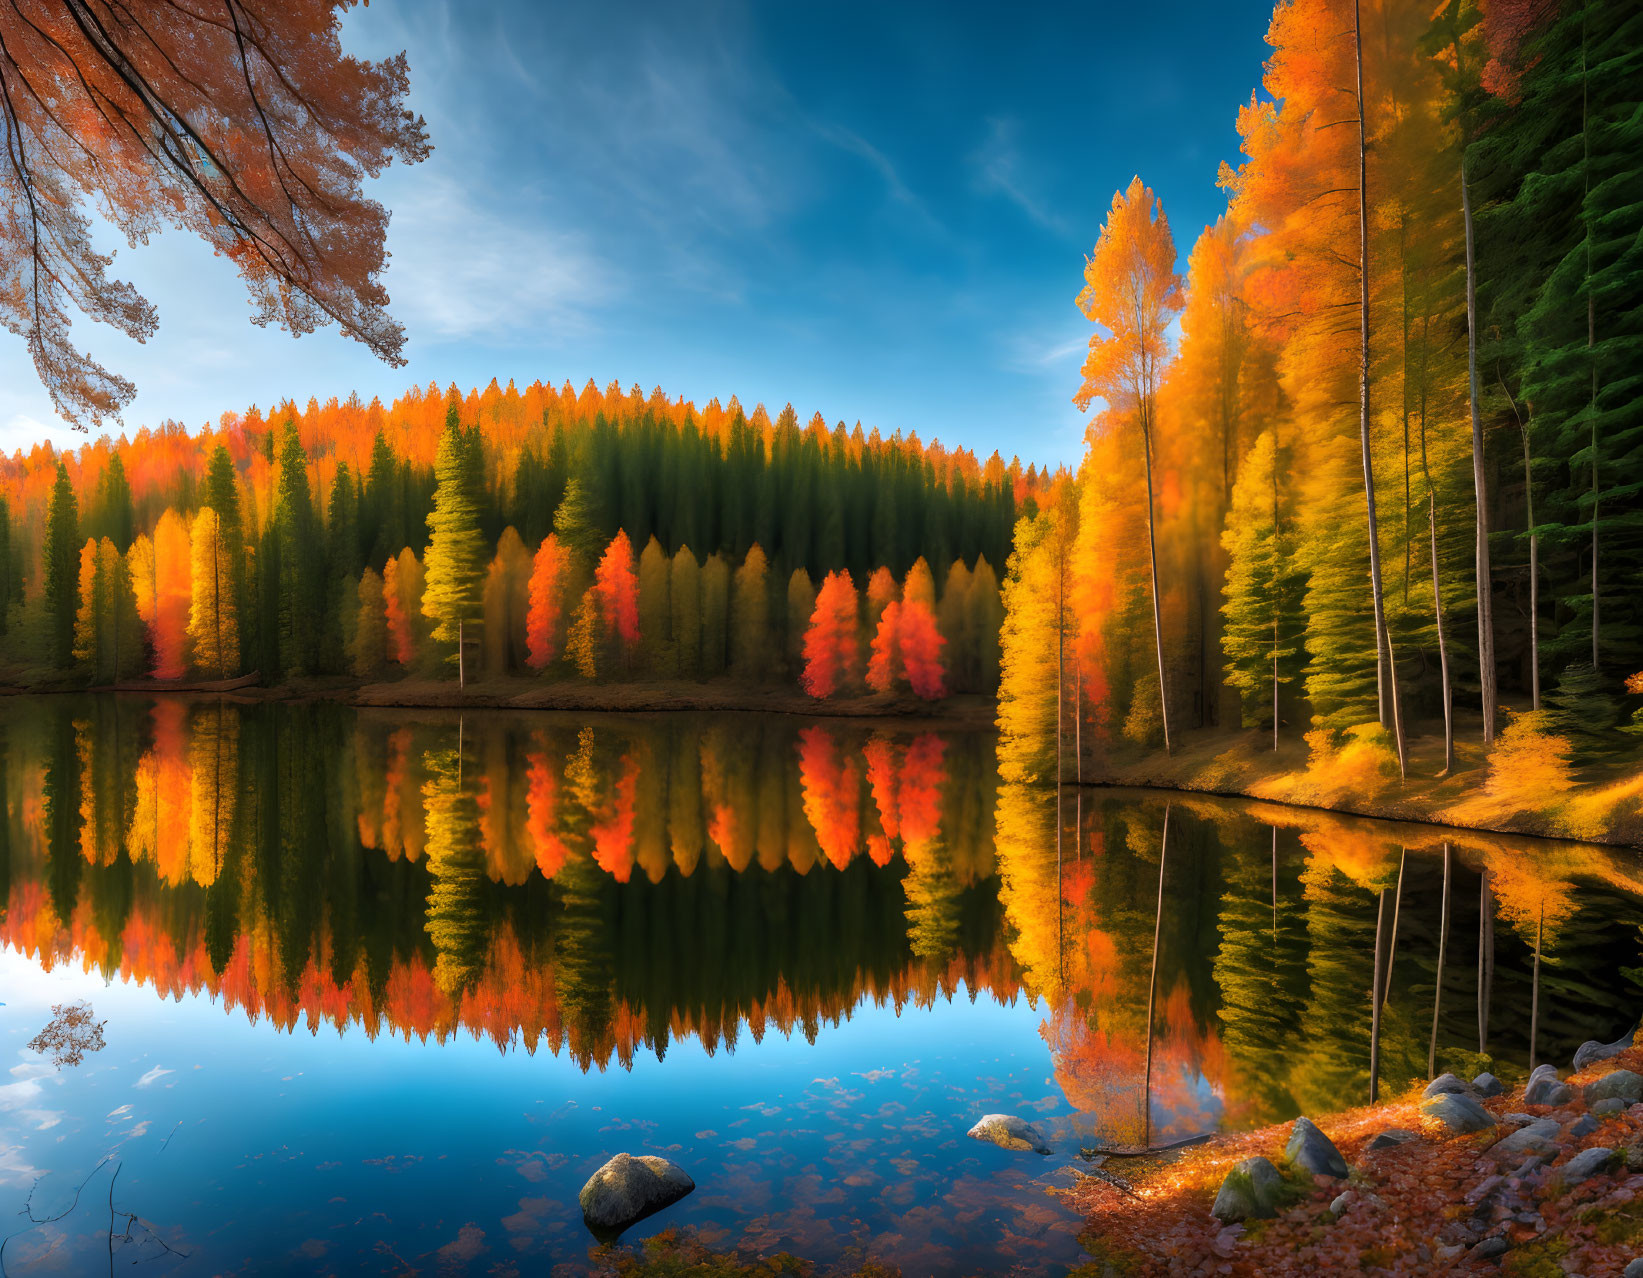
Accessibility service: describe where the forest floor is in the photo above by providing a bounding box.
[1061,1040,1643,1277]
[1082,712,1643,848]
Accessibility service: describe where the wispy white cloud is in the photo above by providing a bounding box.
[134,1066,173,1089]
[384,173,612,344]
[970,117,1070,237]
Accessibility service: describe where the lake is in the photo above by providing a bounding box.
[1,696,1639,1275]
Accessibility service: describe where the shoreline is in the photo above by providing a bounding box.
[5,679,1641,847]
[1067,1039,1643,1275]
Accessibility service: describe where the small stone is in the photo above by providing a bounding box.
[1422,1092,1495,1134]
[1368,1128,1417,1150]
[1435,1244,1465,1263]
[1557,1146,1615,1186]
[1489,1118,1562,1158]
[1592,1097,1627,1118]
[1211,1156,1283,1223]
[1472,1072,1504,1098]
[1623,1258,1643,1278]
[1502,1112,1540,1126]
[1424,1073,1471,1098]
[1524,1071,1573,1106]
[1508,1155,1545,1182]
[1573,1026,1636,1071]
[1582,1069,1643,1107]
[1329,1189,1353,1216]
[1568,1114,1599,1139]
[1472,1235,1510,1260]
[578,1153,695,1238]
[967,1113,1052,1155]
[1285,1116,1348,1178]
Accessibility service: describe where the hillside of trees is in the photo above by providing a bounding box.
[0,378,1044,700]
[1000,0,1642,805]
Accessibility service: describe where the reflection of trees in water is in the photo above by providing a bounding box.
[4,696,1643,1095]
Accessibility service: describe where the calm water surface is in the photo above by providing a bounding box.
[0,696,1639,1275]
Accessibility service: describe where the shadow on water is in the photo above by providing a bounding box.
[0,695,1638,1273]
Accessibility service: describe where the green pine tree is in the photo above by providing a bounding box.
[43,460,80,669]
[422,404,488,682]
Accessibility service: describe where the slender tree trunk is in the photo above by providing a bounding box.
[1427,492,1454,773]
[1529,903,1544,1070]
[1385,848,1406,1000]
[1370,887,1389,1104]
[1144,801,1171,1145]
[1462,156,1496,743]
[1477,868,1493,1055]
[1429,843,1451,1077]
[1142,421,1171,755]
[1500,372,1540,709]
[1354,1,1407,780]
[1583,15,1599,669]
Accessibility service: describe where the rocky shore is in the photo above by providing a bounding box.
[1068,1027,1643,1275]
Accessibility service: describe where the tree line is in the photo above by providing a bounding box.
[1000,0,1642,787]
[0,377,1041,697]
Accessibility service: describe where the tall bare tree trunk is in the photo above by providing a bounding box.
[1354,1,1407,780]
[1477,868,1493,1054]
[1429,843,1451,1077]
[1462,156,1496,743]
[1370,886,1389,1104]
[1500,371,1540,709]
[1142,420,1171,755]
[1143,801,1171,1145]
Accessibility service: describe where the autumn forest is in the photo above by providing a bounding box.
[0,0,1640,1274]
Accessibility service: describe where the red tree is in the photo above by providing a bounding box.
[594,531,640,647]
[898,598,947,700]
[801,570,860,698]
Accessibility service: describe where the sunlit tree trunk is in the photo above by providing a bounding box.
[1354,0,1406,779]
[1142,416,1171,755]
[1429,843,1451,1077]
[1462,156,1496,744]
[1143,801,1170,1145]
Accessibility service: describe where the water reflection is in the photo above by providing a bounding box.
[0,697,1640,1272]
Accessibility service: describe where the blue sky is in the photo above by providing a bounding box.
[0,0,1272,466]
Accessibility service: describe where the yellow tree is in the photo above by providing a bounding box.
[188,506,238,678]
[1075,176,1183,754]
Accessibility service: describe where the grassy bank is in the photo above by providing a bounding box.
[1081,713,1643,848]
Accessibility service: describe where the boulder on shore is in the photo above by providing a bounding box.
[1489,1118,1562,1159]
[1582,1069,1642,1107]
[1367,1128,1417,1150]
[1573,1026,1636,1072]
[1523,1069,1572,1107]
[1285,1116,1348,1178]
[1211,1156,1283,1222]
[967,1114,1052,1155]
[1421,1092,1495,1135]
[1472,1072,1504,1098]
[1555,1146,1615,1186]
[579,1153,695,1238]
[1423,1073,1470,1098]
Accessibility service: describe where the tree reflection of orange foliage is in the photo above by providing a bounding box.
[798,726,861,871]
[898,735,946,844]
[864,737,900,841]
[128,700,192,885]
[589,753,639,884]
[524,748,568,880]
[1297,823,1401,892]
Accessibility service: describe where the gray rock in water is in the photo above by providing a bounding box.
[1591,1097,1628,1118]
[1471,1235,1510,1260]
[1572,1025,1635,1072]
[1489,1118,1562,1158]
[1472,1072,1504,1098]
[1523,1071,1573,1107]
[967,1113,1051,1155]
[1556,1146,1614,1186]
[1211,1156,1283,1222]
[1368,1128,1418,1150]
[1582,1069,1643,1107]
[1285,1116,1348,1178]
[1422,1092,1495,1134]
[579,1153,695,1238]
[1423,1073,1471,1098]
[1623,1257,1643,1278]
